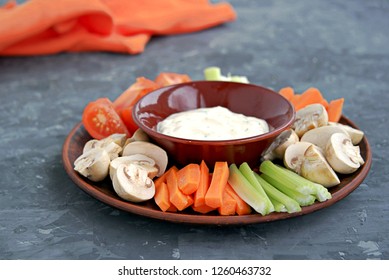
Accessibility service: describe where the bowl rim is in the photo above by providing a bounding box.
[132,80,296,145]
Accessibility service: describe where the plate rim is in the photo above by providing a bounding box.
[62,115,372,226]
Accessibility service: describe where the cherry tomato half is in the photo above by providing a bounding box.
[82,98,130,140]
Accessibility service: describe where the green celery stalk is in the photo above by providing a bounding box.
[239,162,274,214]
[228,164,269,215]
[260,174,316,207]
[280,167,332,202]
[254,173,301,213]
[260,160,316,195]
[203,66,249,83]
[268,197,287,213]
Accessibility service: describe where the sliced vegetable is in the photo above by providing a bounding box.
[154,181,171,212]
[203,66,249,83]
[177,163,201,195]
[239,162,274,214]
[225,183,252,215]
[193,161,210,207]
[204,161,229,208]
[292,103,329,137]
[228,164,269,215]
[327,98,344,122]
[74,148,111,182]
[82,98,130,140]
[294,87,329,111]
[154,72,191,87]
[254,173,301,213]
[278,87,295,101]
[166,167,193,211]
[218,190,237,216]
[268,197,287,213]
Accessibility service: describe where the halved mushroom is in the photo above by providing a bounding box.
[109,154,158,180]
[292,103,328,137]
[283,141,315,174]
[123,128,150,148]
[300,125,347,151]
[325,133,364,174]
[83,133,127,159]
[112,163,155,202]
[301,145,340,188]
[122,141,168,177]
[261,129,299,161]
[328,122,364,145]
[74,148,110,182]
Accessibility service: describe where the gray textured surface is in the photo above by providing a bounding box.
[0,0,388,260]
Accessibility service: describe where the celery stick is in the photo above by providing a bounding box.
[228,164,268,215]
[280,167,332,202]
[260,160,316,195]
[239,162,274,214]
[260,174,316,207]
[203,67,249,83]
[254,173,301,213]
[204,67,224,81]
[269,197,287,213]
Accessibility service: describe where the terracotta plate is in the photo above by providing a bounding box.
[62,116,372,225]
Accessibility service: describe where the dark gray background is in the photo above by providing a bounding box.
[0,0,388,259]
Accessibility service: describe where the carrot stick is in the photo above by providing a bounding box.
[225,183,252,215]
[154,166,178,189]
[194,161,210,207]
[327,98,344,122]
[290,93,301,107]
[294,87,328,111]
[192,204,215,214]
[154,182,171,212]
[279,87,295,101]
[218,189,237,216]
[177,163,201,195]
[205,162,229,208]
[166,167,193,211]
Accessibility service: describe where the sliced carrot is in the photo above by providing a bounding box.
[294,87,328,111]
[290,93,302,107]
[154,182,171,212]
[177,163,201,195]
[225,183,252,215]
[279,87,295,101]
[192,204,215,214]
[166,167,193,211]
[194,161,210,207]
[205,162,229,208]
[327,98,344,122]
[218,189,237,216]
[154,166,178,189]
[166,205,178,212]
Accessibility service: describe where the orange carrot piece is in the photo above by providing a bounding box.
[327,98,344,122]
[166,168,193,211]
[218,189,237,216]
[294,87,328,111]
[177,163,201,195]
[166,205,178,212]
[205,162,229,208]
[154,182,171,212]
[154,166,178,189]
[290,93,302,107]
[279,87,295,101]
[194,161,210,207]
[225,183,252,215]
[192,204,215,214]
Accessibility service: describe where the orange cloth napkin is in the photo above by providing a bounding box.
[0,0,236,56]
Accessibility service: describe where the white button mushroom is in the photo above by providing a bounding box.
[283,141,317,175]
[292,103,329,137]
[261,129,299,161]
[122,141,168,177]
[325,132,365,174]
[109,154,159,180]
[328,122,364,145]
[301,145,340,188]
[300,125,347,151]
[74,148,111,182]
[112,163,156,203]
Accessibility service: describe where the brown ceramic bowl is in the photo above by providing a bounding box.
[132,81,295,168]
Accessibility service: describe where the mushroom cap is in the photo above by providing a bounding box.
[292,103,328,137]
[328,122,364,145]
[261,129,299,161]
[325,132,364,174]
[301,145,340,188]
[112,163,155,202]
[283,141,315,174]
[109,154,158,180]
[122,141,168,177]
[300,125,347,151]
[74,148,110,182]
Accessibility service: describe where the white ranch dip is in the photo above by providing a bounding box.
[156,106,269,140]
